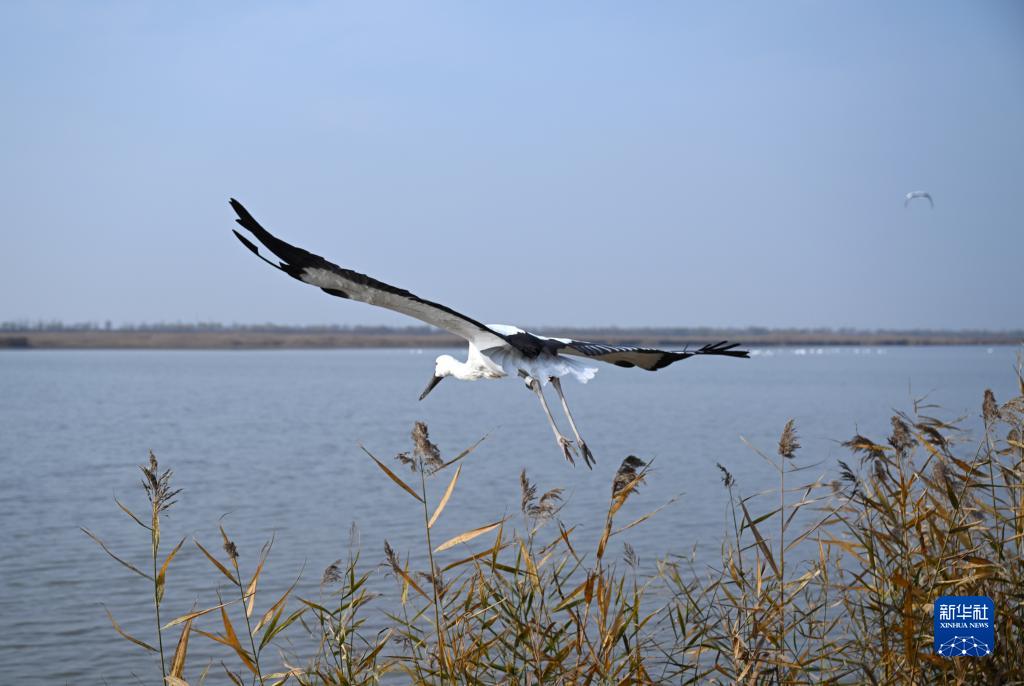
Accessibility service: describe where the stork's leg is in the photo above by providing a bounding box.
[520,370,577,466]
[549,376,595,469]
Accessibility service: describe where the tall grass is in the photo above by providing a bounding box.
[85,362,1024,684]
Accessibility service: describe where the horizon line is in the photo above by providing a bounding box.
[2,321,1024,336]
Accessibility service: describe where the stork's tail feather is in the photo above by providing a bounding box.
[692,341,750,359]
[229,198,314,279]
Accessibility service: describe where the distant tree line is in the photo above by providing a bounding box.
[0,321,444,334]
[2,320,1021,339]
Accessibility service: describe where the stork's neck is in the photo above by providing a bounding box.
[444,358,479,381]
[443,348,506,381]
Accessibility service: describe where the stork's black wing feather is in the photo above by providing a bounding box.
[559,339,749,371]
[229,199,509,350]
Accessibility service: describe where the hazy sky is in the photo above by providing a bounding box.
[2,2,1021,329]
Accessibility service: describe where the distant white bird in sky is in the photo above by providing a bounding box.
[229,199,749,468]
[904,191,934,208]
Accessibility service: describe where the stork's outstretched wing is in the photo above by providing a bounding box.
[560,339,749,371]
[486,325,749,370]
[230,199,509,350]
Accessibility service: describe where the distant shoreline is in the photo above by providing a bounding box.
[1,328,1020,350]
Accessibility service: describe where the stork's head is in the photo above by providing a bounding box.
[419,354,458,401]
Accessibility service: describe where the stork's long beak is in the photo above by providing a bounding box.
[419,374,444,401]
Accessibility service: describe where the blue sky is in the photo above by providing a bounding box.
[1,2,1021,329]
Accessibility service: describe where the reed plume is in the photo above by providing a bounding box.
[777,418,800,458]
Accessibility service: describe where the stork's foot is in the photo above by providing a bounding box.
[577,440,596,469]
[558,435,577,466]
[524,369,581,467]
[546,375,595,469]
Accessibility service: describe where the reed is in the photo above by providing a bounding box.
[84,359,1024,684]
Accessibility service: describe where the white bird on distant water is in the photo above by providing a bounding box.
[904,191,934,208]
[229,199,749,468]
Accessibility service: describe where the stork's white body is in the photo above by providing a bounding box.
[473,325,598,384]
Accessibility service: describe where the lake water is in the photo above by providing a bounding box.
[0,346,1018,683]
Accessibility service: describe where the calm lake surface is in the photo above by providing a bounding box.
[0,346,1018,683]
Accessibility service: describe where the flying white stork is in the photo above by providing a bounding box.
[229,199,749,468]
[904,191,934,208]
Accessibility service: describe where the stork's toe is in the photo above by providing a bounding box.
[558,436,577,466]
[578,441,596,469]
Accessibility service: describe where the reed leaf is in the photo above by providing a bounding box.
[222,663,245,686]
[157,537,186,604]
[428,463,461,529]
[739,500,780,576]
[435,518,506,553]
[82,528,154,581]
[169,616,193,678]
[244,556,266,619]
[104,606,157,653]
[254,572,302,634]
[163,601,236,630]
[114,496,152,530]
[194,539,238,585]
[219,604,258,675]
[362,447,424,503]
[440,434,488,470]
[258,608,306,651]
